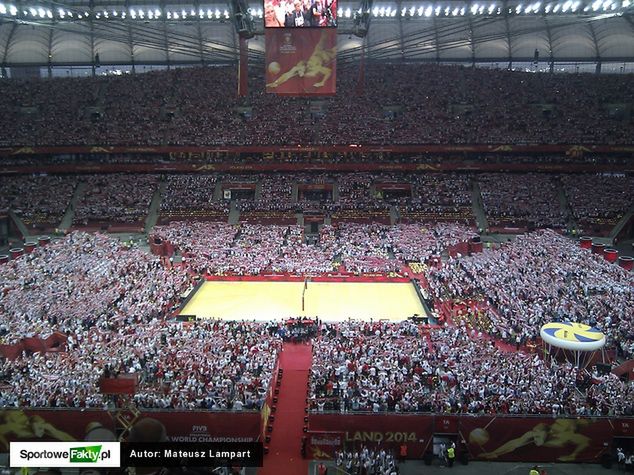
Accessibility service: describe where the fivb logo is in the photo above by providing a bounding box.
[10,442,120,468]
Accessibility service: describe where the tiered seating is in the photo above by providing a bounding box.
[159,174,227,223]
[73,174,158,229]
[399,174,473,224]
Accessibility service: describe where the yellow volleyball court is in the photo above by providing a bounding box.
[180,281,427,321]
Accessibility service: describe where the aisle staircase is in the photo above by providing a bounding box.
[59,181,87,231]
[144,181,165,233]
[259,342,312,475]
[557,184,576,230]
[8,210,29,239]
[609,206,634,241]
[229,201,240,224]
[471,181,488,231]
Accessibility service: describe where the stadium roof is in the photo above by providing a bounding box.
[1,1,634,69]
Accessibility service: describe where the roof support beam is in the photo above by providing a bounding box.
[89,0,96,76]
[467,17,476,67]
[432,14,441,63]
[503,1,513,69]
[47,28,54,78]
[1,22,18,68]
[194,0,206,64]
[160,0,170,69]
[123,0,135,72]
[587,21,601,73]
[543,16,555,73]
[397,0,405,60]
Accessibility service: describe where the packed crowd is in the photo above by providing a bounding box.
[561,173,634,230]
[0,232,281,409]
[401,173,473,222]
[479,173,567,228]
[0,232,188,344]
[238,175,295,213]
[310,321,634,415]
[427,229,634,357]
[161,174,219,212]
[1,65,633,146]
[4,172,630,233]
[151,221,476,274]
[73,174,159,224]
[0,175,76,226]
[333,173,390,214]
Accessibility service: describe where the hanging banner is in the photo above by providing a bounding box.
[265,29,336,95]
[308,413,433,458]
[460,416,612,463]
[139,411,262,443]
[0,409,115,451]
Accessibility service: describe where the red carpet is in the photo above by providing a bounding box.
[259,342,312,475]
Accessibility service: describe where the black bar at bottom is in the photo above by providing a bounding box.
[121,442,263,467]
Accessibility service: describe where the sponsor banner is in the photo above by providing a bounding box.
[140,411,262,443]
[3,160,633,176]
[10,442,120,468]
[612,419,634,437]
[307,431,344,459]
[434,415,460,434]
[1,144,633,157]
[460,417,612,463]
[265,29,336,95]
[0,409,116,450]
[308,413,433,458]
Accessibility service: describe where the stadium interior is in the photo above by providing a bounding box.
[0,0,634,474]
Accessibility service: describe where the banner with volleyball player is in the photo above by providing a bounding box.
[265,29,337,95]
[461,417,613,463]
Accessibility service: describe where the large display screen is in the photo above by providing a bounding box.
[265,29,337,95]
[264,0,337,27]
